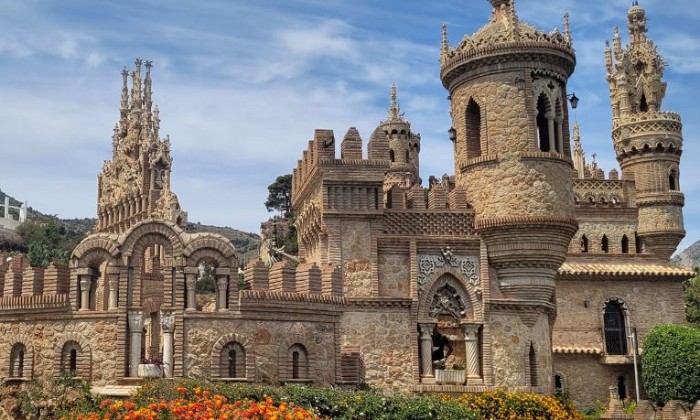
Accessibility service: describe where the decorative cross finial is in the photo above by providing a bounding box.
[441,22,449,60]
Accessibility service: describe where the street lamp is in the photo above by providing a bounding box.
[448,127,457,142]
[567,92,579,109]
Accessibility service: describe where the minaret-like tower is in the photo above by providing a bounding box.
[96,59,187,234]
[606,2,684,259]
[368,84,421,193]
[440,0,577,388]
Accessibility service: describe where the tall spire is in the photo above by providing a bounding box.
[563,13,571,44]
[627,1,647,43]
[119,67,129,134]
[612,27,622,60]
[131,58,143,110]
[388,83,401,121]
[441,22,449,63]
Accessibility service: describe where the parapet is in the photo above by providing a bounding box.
[244,259,343,297]
[292,128,390,209]
[0,256,71,311]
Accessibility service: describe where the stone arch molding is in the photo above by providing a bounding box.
[183,234,238,268]
[71,235,120,268]
[53,332,92,379]
[418,273,475,321]
[277,333,315,382]
[120,220,186,258]
[5,334,34,378]
[417,248,480,303]
[210,333,253,380]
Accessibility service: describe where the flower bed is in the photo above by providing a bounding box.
[64,386,319,420]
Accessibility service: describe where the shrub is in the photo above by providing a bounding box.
[641,324,700,403]
[459,389,584,420]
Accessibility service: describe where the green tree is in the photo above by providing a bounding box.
[685,268,700,326]
[16,219,72,267]
[641,324,700,403]
[195,262,216,293]
[264,174,293,218]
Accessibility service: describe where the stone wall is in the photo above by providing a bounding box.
[183,318,336,385]
[341,221,374,297]
[0,316,120,385]
[554,278,686,350]
[488,312,552,390]
[377,253,410,298]
[338,309,415,390]
[553,354,636,409]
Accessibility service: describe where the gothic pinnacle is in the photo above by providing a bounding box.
[389,83,400,121]
[441,22,449,61]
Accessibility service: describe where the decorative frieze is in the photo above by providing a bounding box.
[417,247,479,295]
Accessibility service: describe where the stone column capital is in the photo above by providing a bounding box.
[79,277,92,288]
[160,310,175,333]
[106,265,121,276]
[462,324,480,340]
[128,310,144,330]
[419,323,436,336]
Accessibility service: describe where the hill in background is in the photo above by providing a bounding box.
[0,188,260,263]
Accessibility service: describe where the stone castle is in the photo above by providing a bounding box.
[0,0,693,408]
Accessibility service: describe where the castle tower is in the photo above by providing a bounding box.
[368,84,421,194]
[96,59,187,234]
[606,2,684,259]
[440,0,578,388]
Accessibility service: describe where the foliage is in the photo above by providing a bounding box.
[458,389,584,420]
[61,387,319,420]
[685,268,700,326]
[641,324,700,403]
[579,403,605,420]
[20,374,98,419]
[265,174,293,218]
[195,262,216,293]
[16,218,82,267]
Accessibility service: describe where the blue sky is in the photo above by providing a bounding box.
[1,0,699,252]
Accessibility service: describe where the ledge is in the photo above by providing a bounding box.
[601,355,634,365]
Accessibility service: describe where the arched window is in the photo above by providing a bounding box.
[669,169,679,191]
[287,344,309,381]
[581,235,589,253]
[601,235,609,253]
[554,373,564,396]
[617,375,627,399]
[529,343,539,387]
[604,300,628,355]
[389,149,395,163]
[466,99,481,159]
[60,341,82,377]
[621,235,629,254]
[536,94,552,152]
[220,342,246,379]
[639,94,649,113]
[405,150,410,163]
[634,232,643,253]
[10,343,26,378]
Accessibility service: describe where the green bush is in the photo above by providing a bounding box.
[641,324,700,403]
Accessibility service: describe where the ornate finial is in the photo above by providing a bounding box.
[120,67,129,112]
[131,59,143,110]
[604,40,613,74]
[388,83,400,121]
[591,153,598,169]
[489,0,515,21]
[441,22,449,61]
[612,27,622,60]
[627,1,647,43]
[153,105,160,139]
[563,13,571,44]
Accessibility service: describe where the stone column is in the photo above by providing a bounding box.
[107,266,120,311]
[160,310,175,378]
[555,116,564,154]
[463,324,482,383]
[546,112,556,151]
[184,267,198,311]
[79,276,92,311]
[128,310,144,377]
[215,268,230,311]
[419,323,436,383]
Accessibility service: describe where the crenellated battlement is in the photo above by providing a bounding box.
[292,128,390,212]
[243,259,343,297]
[0,256,71,311]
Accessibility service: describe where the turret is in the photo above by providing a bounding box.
[440,0,578,389]
[368,84,421,194]
[607,2,684,259]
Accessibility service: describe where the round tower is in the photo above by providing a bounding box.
[606,2,684,259]
[370,84,421,193]
[440,0,577,389]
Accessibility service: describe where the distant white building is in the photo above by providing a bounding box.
[0,196,27,230]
